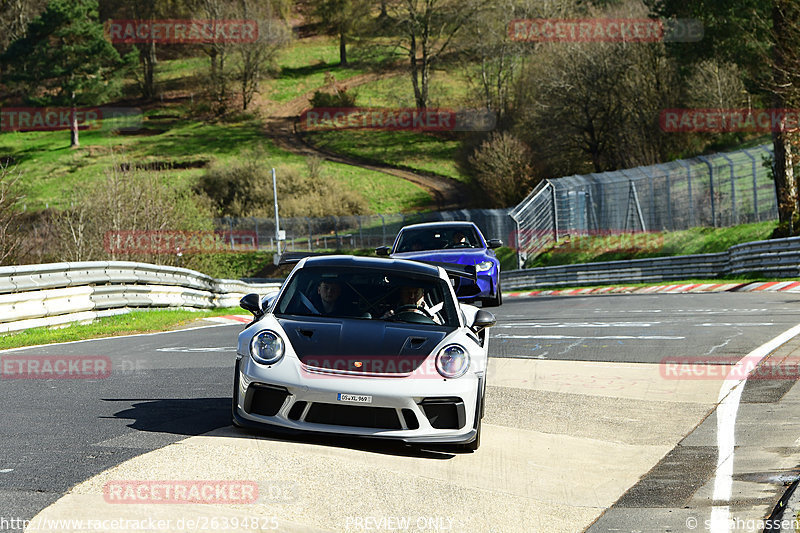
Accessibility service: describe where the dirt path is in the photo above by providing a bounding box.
[258,70,473,211]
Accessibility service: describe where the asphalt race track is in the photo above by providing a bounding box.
[3,291,800,532]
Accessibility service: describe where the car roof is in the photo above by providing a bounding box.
[398,221,480,232]
[301,254,442,277]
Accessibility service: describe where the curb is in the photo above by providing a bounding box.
[503,280,800,299]
[764,478,799,532]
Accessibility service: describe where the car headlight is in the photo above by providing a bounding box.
[476,261,494,272]
[435,344,470,378]
[249,330,285,366]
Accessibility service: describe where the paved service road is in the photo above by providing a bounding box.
[3,292,800,532]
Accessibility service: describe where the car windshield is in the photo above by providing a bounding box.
[274,266,460,328]
[394,226,482,253]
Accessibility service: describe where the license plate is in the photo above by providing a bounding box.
[337,393,372,404]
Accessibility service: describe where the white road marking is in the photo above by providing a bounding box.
[709,322,800,533]
[156,346,235,353]
[496,322,658,328]
[494,334,684,340]
[696,323,774,327]
[0,469,12,473]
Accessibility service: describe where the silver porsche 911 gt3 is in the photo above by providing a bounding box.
[232,255,496,450]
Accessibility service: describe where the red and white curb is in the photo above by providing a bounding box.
[505,280,800,298]
[205,314,251,325]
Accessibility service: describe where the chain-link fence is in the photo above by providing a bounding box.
[509,144,777,263]
[213,209,516,253]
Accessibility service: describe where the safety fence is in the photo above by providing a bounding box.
[0,262,280,334]
[500,235,800,289]
[213,208,515,253]
[509,144,777,262]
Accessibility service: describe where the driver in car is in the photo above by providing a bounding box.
[382,286,442,324]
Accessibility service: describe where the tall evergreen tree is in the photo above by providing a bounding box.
[1,0,132,147]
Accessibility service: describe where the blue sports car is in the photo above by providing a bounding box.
[377,221,503,307]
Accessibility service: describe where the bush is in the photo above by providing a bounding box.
[468,132,537,208]
[309,86,358,108]
[196,152,369,218]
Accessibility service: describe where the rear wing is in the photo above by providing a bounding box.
[276,252,477,281]
[414,261,477,281]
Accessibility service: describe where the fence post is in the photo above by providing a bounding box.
[357,216,363,249]
[742,149,759,222]
[665,168,673,230]
[549,181,559,242]
[698,156,716,227]
[720,153,737,225]
[680,160,694,227]
[306,217,312,251]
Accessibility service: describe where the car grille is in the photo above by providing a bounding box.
[243,384,290,417]
[304,402,406,430]
[419,397,466,429]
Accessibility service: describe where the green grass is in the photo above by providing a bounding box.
[3,104,430,213]
[0,307,242,350]
[527,221,777,267]
[268,38,372,104]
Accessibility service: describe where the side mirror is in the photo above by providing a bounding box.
[487,239,503,249]
[472,309,496,331]
[240,293,263,317]
[376,246,391,256]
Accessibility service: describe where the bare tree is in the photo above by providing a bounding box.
[387,0,482,109]
[233,0,291,111]
[0,165,23,265]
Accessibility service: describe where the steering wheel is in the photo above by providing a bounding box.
[395,304,436,320]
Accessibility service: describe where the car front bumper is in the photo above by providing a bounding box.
[233,357,481,445]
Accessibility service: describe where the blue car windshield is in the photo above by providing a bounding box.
[274,266,460,328]
[395,226,482,253]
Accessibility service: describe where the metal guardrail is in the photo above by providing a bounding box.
[0,261,281,334]
[500,236,800,290]
[3,236,799,333]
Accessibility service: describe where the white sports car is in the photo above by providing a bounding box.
[232,255,496,450]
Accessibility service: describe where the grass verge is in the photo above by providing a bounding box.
[0,307,243,350]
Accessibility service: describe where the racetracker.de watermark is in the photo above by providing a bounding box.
[660,356,800,380]
[106,19,259,44]
[1,107,142,132]
[300,356,458,379]
[1,356,112,380]
[509,18,703,42]
[297,107,496,132]
[103,480,260,504]
[104,230,258,255]
[660,108,800,133]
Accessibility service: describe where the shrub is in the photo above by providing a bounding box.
[196,152,368,218]
[309,86,357,108]
[468,132,537,208]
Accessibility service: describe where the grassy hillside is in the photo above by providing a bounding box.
[2,35,436,214]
